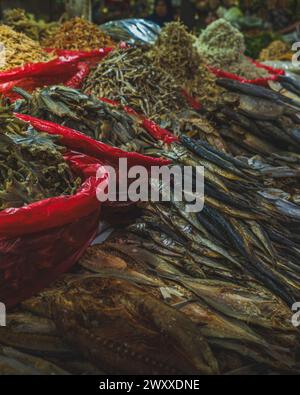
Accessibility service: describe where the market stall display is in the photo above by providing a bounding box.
[14,85,300,307]
[0,5,300,376]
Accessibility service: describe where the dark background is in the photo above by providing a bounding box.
[0,0,64,20]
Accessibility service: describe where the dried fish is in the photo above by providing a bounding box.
[43,17,114,50]
[149,22,222,108]
[0,106,80,210]
[48,276,219,375]
[195,19,269,80]
[0,24,53,71]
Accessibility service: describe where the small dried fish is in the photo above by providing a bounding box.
[0,24,53,71]
[43,17,114,50]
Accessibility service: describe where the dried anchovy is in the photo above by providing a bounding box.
[0,107,80,210]
[195,19,269,80]
[149,22,222,109]
[0,24,53,71]
[43,17,114,51]
[83,47,186,119]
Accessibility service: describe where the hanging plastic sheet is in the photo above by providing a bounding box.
[101,19,161,45]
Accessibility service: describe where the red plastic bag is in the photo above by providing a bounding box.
[208,58,285,87]
[65,62,90,89]
[0,48,112,101]
[1,114,168,308]
[16,114,172,166]
[181,89,202,111]
[46,48,113,65]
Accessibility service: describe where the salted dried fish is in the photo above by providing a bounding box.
[0,106,80,210]
[48,276,219,375]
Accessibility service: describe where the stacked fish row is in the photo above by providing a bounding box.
[205,78,300,202]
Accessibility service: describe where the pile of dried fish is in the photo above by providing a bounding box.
[79,236,300,374]
[0,107,80,210]
[3,8,59,43]
[83,47,186,119]
[3,227,298,375]
[149,22,222,109]
[259,40,292,62]
[195,19,269,80]
[14,84,300,196]
[0,304,104,375]
[14,85,300,304]
[0,24,53,71]
[43,17,114,50]
[203,78,300,200]
[13,86,158,153]
[15,82,226,152]
[82,47,226,150]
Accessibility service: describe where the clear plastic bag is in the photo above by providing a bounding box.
[100,19,161,45]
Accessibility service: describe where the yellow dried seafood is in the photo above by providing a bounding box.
[0,24,53,71]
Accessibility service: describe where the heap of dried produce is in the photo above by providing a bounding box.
[86,229,299,374]
[0,306,103,375]
[43,17,114,50]
[195,19,269,80]
[0,24,53,71]
[6,85,300,375]
[13,86,158,153]
[259,40,292,62]
[83,47,185,118]
[3,221,299,375]
[82,47,226,150]
[149,22,222,108]
[14,85,300,305]
[205,78,300,201]
[0,107,80,210]
[15,83,226,153]
[3,8,59,43]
